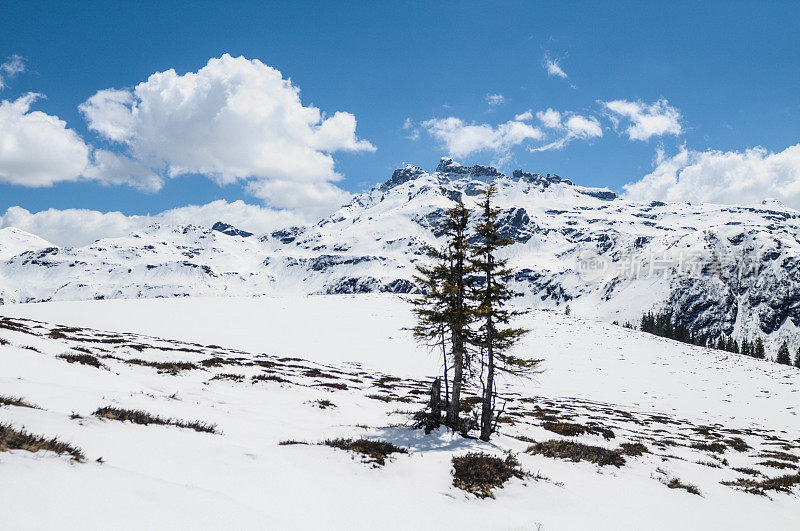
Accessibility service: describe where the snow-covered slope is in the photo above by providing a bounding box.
[0,227,51,261]
[3,157,800,352]
[1,295,799,530]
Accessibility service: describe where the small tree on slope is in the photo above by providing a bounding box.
[794,347,800,368]
[776,341,792,365]
[409,243,452,424]
[410,202,475,429]
[754,337,766,359]
[470,185,540,441]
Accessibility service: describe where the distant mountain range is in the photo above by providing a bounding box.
[3,157,799,355]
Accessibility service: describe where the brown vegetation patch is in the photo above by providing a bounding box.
[323,438,407,466]
[666,478,701,495]
[251,374,291,384]
[725,437,750,452]
[451,452,525,499]
[210,373,245,382]
[758,460,797,470]
[93,406,217,433]
[0,423,84,461]
[57,352,104,368]
[541,421,615,440]
[691,441,727,454]
[0,395,37,409]
[125,358,197,374]
[758,450,798,463]
[526,440,625,467]
[315,382,348,391]
[722,474,800,495]
[619,442,649,456]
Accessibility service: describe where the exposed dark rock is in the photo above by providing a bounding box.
[212,222,253,238]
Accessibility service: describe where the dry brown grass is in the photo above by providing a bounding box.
[722,474,800,495]
[451,452,525,499]
[57,352,104,368]
[125,359,197,374]
[526,440,625,467]
[0,423,84,461]
[666,478,702,495]
[619,442,649,456]
[0,395,38,409]
[251,374,291,384]
[323,438,407,466]
[94,406,217,433]
[542,421,615,440]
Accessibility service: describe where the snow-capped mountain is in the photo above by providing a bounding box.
[2,157,800,352]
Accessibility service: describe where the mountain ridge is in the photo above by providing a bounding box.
[2,158,799,356]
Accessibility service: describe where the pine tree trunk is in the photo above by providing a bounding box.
[426,377,442,434]
[448,336,463,428]
[480,317,494,441]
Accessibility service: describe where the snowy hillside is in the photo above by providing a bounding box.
[3,158,800,352]
[1,295,799,530]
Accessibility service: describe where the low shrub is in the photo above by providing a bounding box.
[526,440,625,467]
[542,421,615,440]
[667,478,701,495]
[57,352,104,368]
[722,474,800,495]
[758,460,797,470]
[691,441,727,454]
[126,359,197,374]
[758,450,798,463]
[251,374,290,384]
[0,395,37,409]
[725,437,750,452]
[323,438,407,466]
[619,442,649,456]
[93,406,217,433]
[451,452,525,499]
[0,423,84,461]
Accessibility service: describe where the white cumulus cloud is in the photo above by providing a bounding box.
[0,93,91,186]
[603,98,682,141]
[513,109,533,122]
[623,144,800,208]
[422,117,543,159]
[79,54,374,213]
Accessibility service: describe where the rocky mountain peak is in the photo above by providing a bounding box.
[435,157,504,181]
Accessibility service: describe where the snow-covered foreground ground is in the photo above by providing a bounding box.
[1,295,799,530]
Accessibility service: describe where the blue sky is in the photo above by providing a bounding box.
[1,1,799,231]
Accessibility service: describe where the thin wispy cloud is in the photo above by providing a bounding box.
[531,108,603,151]
[485,93,506,106]
[402,117,420,140]
[0,54,25,89]
[543,52,568,79]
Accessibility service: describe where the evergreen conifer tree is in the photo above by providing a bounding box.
[469,185,538,441]
[409,201,475,429]
[754,337,766,359]
[794,347,800,368]
[777,341,791,365]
